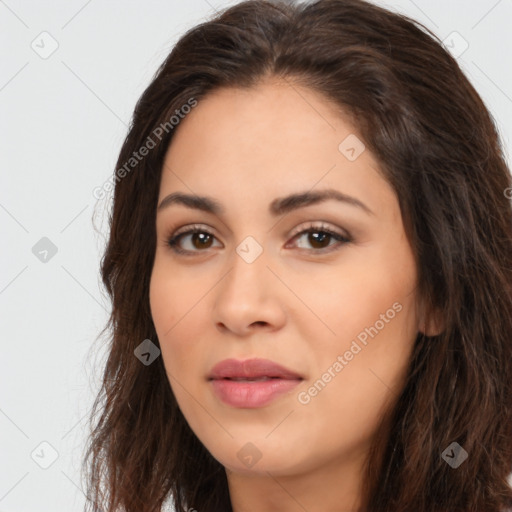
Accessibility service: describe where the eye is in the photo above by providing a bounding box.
[165,222,351,255]
[286,222,352,253]
[166,224,221,255]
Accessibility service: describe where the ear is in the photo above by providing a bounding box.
[417,294,445,337]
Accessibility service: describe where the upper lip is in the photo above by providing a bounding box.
[208,358,303,380]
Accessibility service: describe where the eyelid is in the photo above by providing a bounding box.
[287,221,350,240]
[171,223,215,238]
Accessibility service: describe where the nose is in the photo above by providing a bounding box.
[212,246,287,336]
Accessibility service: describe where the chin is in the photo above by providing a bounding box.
[207,440,310,477]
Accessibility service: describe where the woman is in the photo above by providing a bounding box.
[82,0,512,511]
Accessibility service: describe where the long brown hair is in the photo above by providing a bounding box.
[82,1,512,510]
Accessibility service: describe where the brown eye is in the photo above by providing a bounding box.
[189,232,214,249]
[290,225,351,252]
[305,231,332,249]
[167,227,221,254]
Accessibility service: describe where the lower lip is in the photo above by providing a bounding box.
[210,378,302,408]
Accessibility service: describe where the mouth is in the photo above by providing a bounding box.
[208,358,304,408]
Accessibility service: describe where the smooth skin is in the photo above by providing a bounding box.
[149,78,439,512]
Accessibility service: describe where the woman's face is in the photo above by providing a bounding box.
[150,79,422,483]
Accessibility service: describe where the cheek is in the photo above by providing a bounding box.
[293,303,416,464]
[295,248,418,424]
[150,279,200,424]
[149,264,196,374]
[291,246,417,356]
[332,256,418,386]
[149,256,202,332]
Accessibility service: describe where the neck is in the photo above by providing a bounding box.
[226,449,367,512]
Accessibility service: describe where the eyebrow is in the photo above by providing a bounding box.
[157,188,374,217]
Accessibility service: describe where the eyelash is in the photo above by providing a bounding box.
[165,222,352,256]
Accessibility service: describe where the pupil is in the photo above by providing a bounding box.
[193,233,212,249]
[310,232,329,248]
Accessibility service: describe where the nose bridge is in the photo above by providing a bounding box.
[222,237,271,301]
[212,236,284,332]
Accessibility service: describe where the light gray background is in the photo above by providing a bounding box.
[1,1,511,511]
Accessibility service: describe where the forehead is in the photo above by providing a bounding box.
[159,80,395,219]
[164,79,353,166]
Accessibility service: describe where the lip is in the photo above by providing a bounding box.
[208,358,303,380]
[208,358,304,408]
